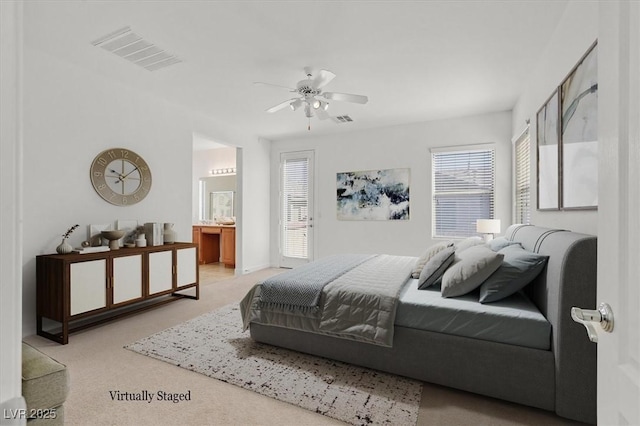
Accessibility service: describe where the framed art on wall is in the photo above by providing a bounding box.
[536,40,598,211]
[560,41,598,210]
[336,168,410,220]
[536,90,560,210]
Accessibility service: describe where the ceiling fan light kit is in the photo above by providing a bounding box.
[256,67,369,129]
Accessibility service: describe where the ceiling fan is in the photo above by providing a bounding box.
[255,67,368,126]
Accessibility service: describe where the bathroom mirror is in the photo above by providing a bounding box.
[199,175,236,221]
[210,191,234,219]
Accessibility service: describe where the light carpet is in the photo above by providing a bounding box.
[125,304,422,426]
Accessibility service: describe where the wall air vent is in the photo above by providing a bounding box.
[91,26,181,71]
[333,115,353,123]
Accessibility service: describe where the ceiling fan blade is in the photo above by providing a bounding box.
[311,69,336,89]
[253,82,296,91]
[322,92,368,104]
[266,98,299,113]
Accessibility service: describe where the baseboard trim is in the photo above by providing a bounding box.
[240,263,273,274]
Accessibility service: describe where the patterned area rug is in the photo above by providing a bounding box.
[125,304,422,425]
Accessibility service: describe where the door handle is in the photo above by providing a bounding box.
[571,303,614,343]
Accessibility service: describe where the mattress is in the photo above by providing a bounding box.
[396,279,551,350]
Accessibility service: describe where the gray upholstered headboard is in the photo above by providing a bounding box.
[504,224,597,423]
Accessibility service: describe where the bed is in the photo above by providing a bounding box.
[240,224,597,424]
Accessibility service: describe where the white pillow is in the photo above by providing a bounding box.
[454,236,485,253]
[411,241,452,278]
[441,246,504,298]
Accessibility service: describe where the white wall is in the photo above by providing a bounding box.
[21,47,272,336]
[21,46,196,336]
[512,0,598,235]
[239,140,272,272]
[270,111,512,264]
[1,0,27,416]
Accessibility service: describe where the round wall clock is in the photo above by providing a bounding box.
[90,148,152,206]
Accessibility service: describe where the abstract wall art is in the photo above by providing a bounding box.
[536,40,598,211]
[336,168,410,220]
[560,41,598,209]
[536,90,560,210]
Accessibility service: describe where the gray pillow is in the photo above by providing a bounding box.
[488,237,522,252]
[411,241,453,278]
[418,247,455,289]
[479,245,549,303]
[441,246,504,298]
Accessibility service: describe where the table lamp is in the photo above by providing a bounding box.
[476,219,501,242]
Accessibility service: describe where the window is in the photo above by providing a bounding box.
[514,131,531,224]
[432,146,495,238]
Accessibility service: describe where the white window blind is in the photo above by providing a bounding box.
[432,148,495,238]
[515,132,531,224]
[282,157,309,259]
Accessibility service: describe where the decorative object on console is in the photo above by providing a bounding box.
[135,233,146,247]
[56,224,79,254]
[337,168,410,220]
[116,219,138,246]
[101,230,125,250]
[73,245,110,254]
[90,148,152,206]
[55,240,72,255]
[163,223,176,244]
[144,222,163,246]
[89,223,112,247]
[476,219,501,242]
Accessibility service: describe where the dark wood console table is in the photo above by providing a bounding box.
[36,242,199,344]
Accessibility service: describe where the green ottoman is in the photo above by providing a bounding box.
[21,343,69,425]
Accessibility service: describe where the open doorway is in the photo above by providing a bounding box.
[192,133,238,284]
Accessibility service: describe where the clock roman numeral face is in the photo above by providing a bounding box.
[90,148,152,206]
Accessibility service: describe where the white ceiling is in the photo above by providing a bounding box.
[23,1,569,147]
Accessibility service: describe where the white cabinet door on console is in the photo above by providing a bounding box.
[148,250,173,295]
[113,254,142,304]
[177,247,197,287]
[70,259,106,316]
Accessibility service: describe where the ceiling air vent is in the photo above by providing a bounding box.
[333,115,353,123]
[91,26,181,71]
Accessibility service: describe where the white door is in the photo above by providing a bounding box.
[279,150,314,268]
[596,2,640,424]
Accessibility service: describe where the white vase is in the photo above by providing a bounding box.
[56,238,73,254]
[163,223,176,244]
